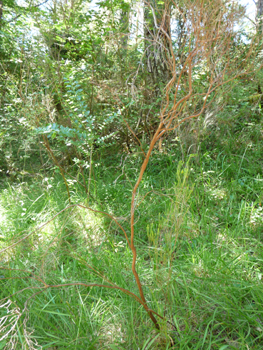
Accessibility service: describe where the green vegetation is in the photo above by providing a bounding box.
[1,133,263,349]
[1,0,263,349]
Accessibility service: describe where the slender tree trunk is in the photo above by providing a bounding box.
[144,0,171,86]
[143,0,171,139]
[118,1,130,88]
[257,0,263,33]
[120,2,130,50]
[0,0,3,21]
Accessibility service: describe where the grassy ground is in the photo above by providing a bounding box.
[1,125,263,349]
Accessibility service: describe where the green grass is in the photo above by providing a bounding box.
[1,132,263,349]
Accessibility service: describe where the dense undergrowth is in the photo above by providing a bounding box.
[1,117,263,349]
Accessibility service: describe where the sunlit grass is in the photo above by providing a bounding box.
[1,147,263,349]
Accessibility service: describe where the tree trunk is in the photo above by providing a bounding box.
[120,2,130,50]
[0,0,3,21]
[143,1,171,139]
[144,0,171,87]
[257,0,263,33]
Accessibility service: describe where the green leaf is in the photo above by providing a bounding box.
[0,341,7,350]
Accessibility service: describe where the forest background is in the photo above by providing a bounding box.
[1,0,263,349]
